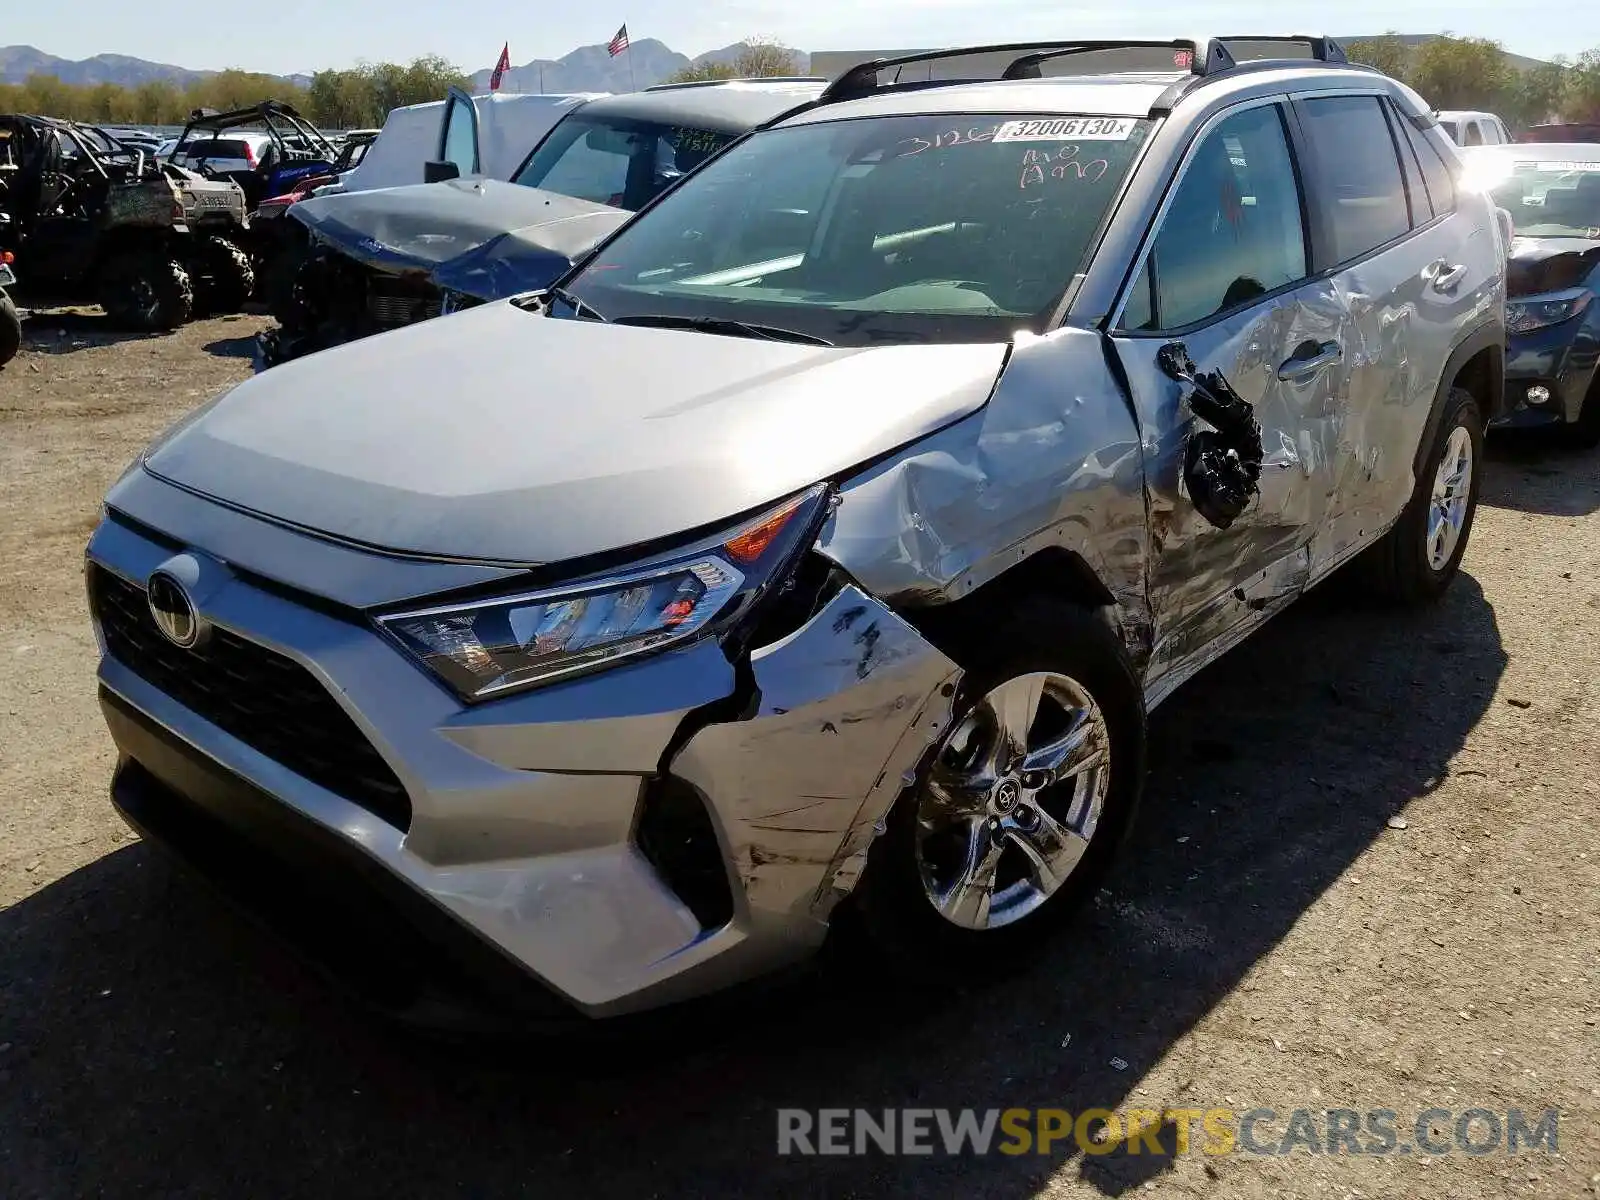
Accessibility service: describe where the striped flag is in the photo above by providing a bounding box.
[608,24,630,58]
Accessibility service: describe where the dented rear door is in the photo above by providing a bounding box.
[1106,98,1347,696]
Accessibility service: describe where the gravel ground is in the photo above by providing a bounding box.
[0,313,1596,1199]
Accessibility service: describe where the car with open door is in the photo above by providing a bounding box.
[86,37,1505,1030]
[258,79,825,367]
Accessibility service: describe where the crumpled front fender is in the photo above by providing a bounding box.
[670,584,960,962]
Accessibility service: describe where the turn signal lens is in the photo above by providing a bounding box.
[723,494,809,565]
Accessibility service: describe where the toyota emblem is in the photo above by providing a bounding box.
[147,570,204,649]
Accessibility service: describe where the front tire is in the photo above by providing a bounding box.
[99,252,193,331]
[1567,374,1600,450]
[1359,386,1482,605]
[850,599,1145,973]
[0,293,20,366]
[188,235,255,315]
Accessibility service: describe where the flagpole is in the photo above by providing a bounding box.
[628,46,635,92]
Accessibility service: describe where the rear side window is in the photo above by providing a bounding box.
[1119,103,1308,331]
[1297,96,1410,264]
[1403,120,1457,216]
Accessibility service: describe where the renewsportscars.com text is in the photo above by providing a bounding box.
[776,1106,1560,1157]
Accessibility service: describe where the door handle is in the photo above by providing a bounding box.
[1431,263,1468,293]
[1276,339,1342,382]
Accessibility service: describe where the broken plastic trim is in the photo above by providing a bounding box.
[1158,341,1264,531]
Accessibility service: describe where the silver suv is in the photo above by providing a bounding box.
[86,37,1506,1026]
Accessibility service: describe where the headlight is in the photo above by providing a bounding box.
[377,484,830,701]
[1506,287,1592,334]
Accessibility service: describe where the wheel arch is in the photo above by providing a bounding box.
[1415,319,1504,477]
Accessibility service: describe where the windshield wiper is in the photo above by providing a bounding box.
[611,314,832,346]
[545,286,606,321]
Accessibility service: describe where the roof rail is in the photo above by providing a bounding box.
[818,35,1349,103]
[644,75,827,92]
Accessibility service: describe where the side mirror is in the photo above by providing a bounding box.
[424,159,461,184]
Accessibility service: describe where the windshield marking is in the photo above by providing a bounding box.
[994,117,1135,143]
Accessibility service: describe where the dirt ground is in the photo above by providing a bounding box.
[0,311,1596,1200]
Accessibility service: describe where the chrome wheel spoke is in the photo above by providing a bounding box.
[1426,427,1474,570]
[1020,711,1102,789]
[935,820,1004,926]
[1007,807,1088,894]
[925,763,996,816]
[985,674,1044,771]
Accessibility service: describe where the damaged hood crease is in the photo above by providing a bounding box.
[291,178,631,299]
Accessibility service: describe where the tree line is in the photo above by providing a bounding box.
[0,55,468,129]
[6,36,1599,132]
[1346,34,1600,127]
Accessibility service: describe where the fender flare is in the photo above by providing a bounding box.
[1414,317,1504,477]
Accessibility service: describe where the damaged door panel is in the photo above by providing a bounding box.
[1106,100,1350,693]
[670,585,959,943]
[814,327,1153,666]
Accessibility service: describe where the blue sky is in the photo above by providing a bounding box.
[10,0,1597,76]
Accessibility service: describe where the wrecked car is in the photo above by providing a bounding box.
[88,37,1506,1028]
[1461,143,1600,444]
[258,79,825,367]
[0,115,252,329]
[169,101,341,209]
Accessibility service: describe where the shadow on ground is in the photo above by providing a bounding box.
[0,557,1507,1197]
[1482,428,1600,517]
[19,309,161,354]
[202,334,258,359]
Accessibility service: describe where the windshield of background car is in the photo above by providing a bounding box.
[1469,152,1600,238]
[513,115,736,211]
[561,113,1152,346]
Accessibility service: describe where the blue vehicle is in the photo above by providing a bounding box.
[1465,143,1600,445]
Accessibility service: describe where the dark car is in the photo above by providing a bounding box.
[1518,123,1600,145]
[1464,144,1600,443]
[259,79,826,367]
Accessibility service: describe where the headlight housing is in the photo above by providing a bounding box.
[377,484,830,701]
[1506,287,1592,335]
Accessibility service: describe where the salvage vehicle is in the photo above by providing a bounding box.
[247,129,384,316]
[169,102,339,209]
[1435,109,1511,147]
[87,37,1506,1029]
[0,115,252,329]
[0,245,20,366]
[258,80,825,367]
[1462,143,1600,443]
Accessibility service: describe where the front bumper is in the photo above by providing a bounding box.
[1495,317,1600,428]
[87,503,958,1021]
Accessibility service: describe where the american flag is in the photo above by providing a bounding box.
[608,24,630,58]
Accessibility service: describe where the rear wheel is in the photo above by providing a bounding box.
[99,252,193,331]
[1359,386,1482,604]
[0,293,20,367]
[850,599,1145,974]
[188,235,255,315]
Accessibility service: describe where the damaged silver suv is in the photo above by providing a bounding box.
[87,37,1506,1026]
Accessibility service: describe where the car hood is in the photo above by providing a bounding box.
[290,178,629,296]
[142,303,1008,565]
[1507,235,1600,297]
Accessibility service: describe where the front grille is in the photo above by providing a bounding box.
[367,277,441,328]
[89,564,412,830]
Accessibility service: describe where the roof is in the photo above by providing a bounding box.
[782,75,1185,123]
[1464,143,1600,161]
[574,81,827,134]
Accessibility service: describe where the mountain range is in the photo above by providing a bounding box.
[0,40,809,94]
[0,35,1548,95]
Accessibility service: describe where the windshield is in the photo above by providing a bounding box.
[558,113,1151,346]
[1470,154,1600,238]
[513,114,736,211]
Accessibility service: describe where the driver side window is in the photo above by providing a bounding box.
[1118,103,1309,332]
[440,97,479,176]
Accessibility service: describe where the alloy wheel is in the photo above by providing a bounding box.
[915,671,1111,931]
[1427,425,1474,571]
